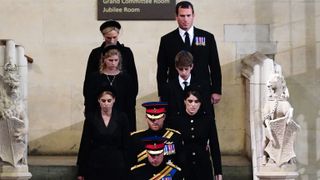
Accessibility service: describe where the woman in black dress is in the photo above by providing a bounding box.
[171,89,223,180]
[84,45,136,132]
[77,86,130,180]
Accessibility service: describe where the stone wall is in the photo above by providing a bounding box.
[0,1,319,178]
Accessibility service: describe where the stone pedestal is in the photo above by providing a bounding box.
[257,165,298,180]
[0,166,31,180]
[257,172,298,180]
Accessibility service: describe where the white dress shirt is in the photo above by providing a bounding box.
[179,26,194,46]
[178,75,191,90]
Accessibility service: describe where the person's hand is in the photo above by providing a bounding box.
[77,176,84,180]
[211,93,221,104]
[214,174,223,180]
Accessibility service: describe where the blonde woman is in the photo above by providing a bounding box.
[84,20,138,129]
[84,45,136,132]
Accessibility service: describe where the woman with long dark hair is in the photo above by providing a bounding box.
[77,86,129,180]
[170,89,223,180]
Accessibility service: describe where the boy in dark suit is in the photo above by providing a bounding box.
[163,50,212,124]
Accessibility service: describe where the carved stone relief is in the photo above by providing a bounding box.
[0,39,31,179]
[262,73,300,167]
[0,59,27,167]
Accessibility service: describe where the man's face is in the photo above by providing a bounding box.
[146,115,165,131]
[147,153,164,167]
[176,65,193,80]
[176,7,194,31]
[102,29,119,46]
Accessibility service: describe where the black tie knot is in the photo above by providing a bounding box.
[183,81,188,89]
[184,32,190,48]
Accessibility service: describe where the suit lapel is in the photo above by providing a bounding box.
[173,28,187,49]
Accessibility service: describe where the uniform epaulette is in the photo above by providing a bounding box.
[130,163,146,171]
[130,129,147,136]
[166,161,181,171]
[165,128,181,134]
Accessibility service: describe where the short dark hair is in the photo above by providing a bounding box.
[175,50,193,68]
[175,1,194,15]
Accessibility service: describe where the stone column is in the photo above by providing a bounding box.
[241,52,299,180]
[0,39,31,180]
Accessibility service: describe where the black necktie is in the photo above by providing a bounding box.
[183,81,188,90]
[184,32,190,49]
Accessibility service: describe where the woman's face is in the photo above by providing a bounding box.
[103,29,119,46]
[98,93,115,111]
[184,94,201,115]
[104,54,120,71]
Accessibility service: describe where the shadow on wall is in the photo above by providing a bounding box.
[28,92,160,155]
[27,60,248,156]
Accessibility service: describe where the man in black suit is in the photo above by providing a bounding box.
[157,1,222,108]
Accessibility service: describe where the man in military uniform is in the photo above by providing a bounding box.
[129,102,184,169]
[130,136,182,180]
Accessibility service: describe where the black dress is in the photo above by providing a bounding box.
[84,71,136,132]
[77,109,130,179]
[171,110,222,180]
[84,41,138,130]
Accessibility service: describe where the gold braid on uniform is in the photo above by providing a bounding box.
[150,165,172,180]
[137,150,147,162]
[130,163,146,171]
[165,128,181,134]
[130,129,147,136]
[166,161,181,171]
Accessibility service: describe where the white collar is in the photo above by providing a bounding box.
[178,26,194,38]
[178,75,191,88]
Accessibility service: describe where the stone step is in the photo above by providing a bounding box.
[28,155,252,180]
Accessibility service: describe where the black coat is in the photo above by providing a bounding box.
[130,161,183,180]
[83,71,136,132]
[162,75,213,119]
[77,109,130,179]
[84,41,138,97]
[169,111,222,179]
[129,128,184,169]
[157,27,222,98]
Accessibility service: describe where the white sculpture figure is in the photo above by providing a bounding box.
[262,73,300,167]
[0,59,27,167]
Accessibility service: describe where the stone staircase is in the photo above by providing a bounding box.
[28,155,252,180]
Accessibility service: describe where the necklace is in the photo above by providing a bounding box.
[106,75,116,86]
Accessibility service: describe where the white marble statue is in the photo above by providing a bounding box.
[0,59,27,167]
[262,73,300,167]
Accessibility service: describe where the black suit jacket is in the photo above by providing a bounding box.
[163,75,213,123]
[157,27,222,98]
